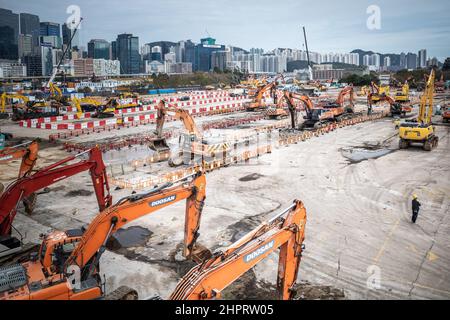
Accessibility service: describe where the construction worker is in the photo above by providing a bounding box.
[411,194,421,223]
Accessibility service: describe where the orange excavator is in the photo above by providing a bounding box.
[245,75,284,111]
[169,199,306,300]
[149,100,230,167]
[268,87,354,126]
[0,171,208,300]
[0,140,39,181]
[149,100,201,166]
[0,147,111,261]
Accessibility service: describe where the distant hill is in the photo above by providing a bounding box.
[351,49,400,67]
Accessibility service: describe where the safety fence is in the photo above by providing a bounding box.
[48,103,248,141]
[109,111,388,190]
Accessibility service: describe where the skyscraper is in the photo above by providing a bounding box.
[418,49,427,68]
[116,33,140,74]
[406,52,417,69]
[19,13,40,55]
[194,37,225,71]
[0,8,19,60]
[400,52,407,68]
[88,39,111,60]
[40,22,60,37]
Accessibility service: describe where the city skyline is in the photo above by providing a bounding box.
[1,0,449,61]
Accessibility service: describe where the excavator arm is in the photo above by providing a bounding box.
[0,147,111,235]
[170,199,306,300]
[0,140,39,179]
[155,100,201,139]
[419,69,435,124]
[336,86,355,109]
[1,93,29,113]
[64,171,206,276]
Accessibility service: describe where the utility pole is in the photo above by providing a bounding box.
[302,26,313,81]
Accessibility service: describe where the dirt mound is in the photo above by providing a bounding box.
[222,269,345,300]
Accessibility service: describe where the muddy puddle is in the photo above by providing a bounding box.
[106,226,153,250]
[65,189,93,197]
[239,173,265,182]
[222,269,345,300]
[340,143,395,164]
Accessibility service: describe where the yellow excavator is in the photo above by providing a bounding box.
[398,69,439,151]
[1,93,29,119]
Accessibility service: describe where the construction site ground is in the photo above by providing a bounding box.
[1,92,449,300]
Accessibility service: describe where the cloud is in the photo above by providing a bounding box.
[2,0,449,60]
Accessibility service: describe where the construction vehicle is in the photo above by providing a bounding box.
[367,91,410,117]
[245,75,283,111]
[10,17,83,122]
[149,100,229,167]
[435,73,445,93]
[442,104,450,123]
[48,82,70,106]
[0,147,111,261]
[398,69,439,151]
[0,93,29,119]
[369,82,390,103]
[72,97,104,117]
[0,171,207,300]
[357,86,369,97]
[91,93,141,118]
[169,199,306,300]
[0,140,39,180]
[394,82,410,103]
[322,86,355,113]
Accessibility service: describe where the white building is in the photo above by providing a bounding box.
[0,60,27,77]
[93,59,120,76]
[145,60,165,74]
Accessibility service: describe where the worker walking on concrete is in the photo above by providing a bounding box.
[411,194,421,223]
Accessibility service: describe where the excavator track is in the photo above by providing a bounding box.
[104,285,139,300]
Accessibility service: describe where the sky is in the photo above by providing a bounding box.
[2,0,449,61]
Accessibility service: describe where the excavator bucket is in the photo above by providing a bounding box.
[149,138,170,155]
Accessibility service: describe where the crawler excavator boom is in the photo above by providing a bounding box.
[169,199,306,300]
[0,172,208,300]
[398,69,439,151]
[0,140,39,180]
[149,100,221,167]
[245,75,283,111]
[0,147,111,260]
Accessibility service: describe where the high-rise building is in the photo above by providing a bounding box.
[19,13,40,55]
[194,37,225,71]
[40,22,60,37]
[418,49,427,68]
[40,35,62,49]
[111,41,117,60]
[383,56,391,67]
[406,52,417,69]
[88,39,111,60]
[40,44,53,76]
[150,46,162,62]
[22,55,42,76]
[211,49,231,71]
[0,8,19,60]
[400,52,407,68]
[18,34,33,57]
[116,33,140,74]
[371,53,381,68]
[363,54,370,66]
